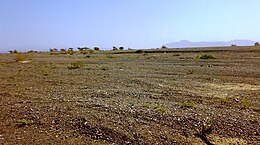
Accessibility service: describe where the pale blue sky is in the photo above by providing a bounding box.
[1,0,260,52]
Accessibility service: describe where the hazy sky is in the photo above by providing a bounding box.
[1,0,260,52]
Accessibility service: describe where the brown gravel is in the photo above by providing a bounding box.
[0,46,259,144]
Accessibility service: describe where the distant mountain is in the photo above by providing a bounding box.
[165,39,256,48]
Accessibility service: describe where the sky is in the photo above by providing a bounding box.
[1,0,260,52]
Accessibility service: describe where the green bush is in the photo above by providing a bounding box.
[154,105,167,113]
[143,104,150,108]
[16,119,33,127]
[219,96,231,104]
[242,98,250,108]
[181,102,195,109]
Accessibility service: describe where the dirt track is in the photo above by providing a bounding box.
[0,46,259,144]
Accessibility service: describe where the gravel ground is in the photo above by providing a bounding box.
[0,46,259,144]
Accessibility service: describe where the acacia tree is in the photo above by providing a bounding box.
[78,47,89,51]
[94,47,100,51]
[113,46,118,51]
[60,48,66,52]
[119,47,124,50]
[255,42,259,46]
[161,45,167,49]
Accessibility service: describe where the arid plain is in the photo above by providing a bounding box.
[0,46,259,144]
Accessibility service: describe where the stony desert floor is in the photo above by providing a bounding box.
[0,46,259,144]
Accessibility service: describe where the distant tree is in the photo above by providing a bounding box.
[94,47,100,51]
[161,45,167,49]
[9,50,13,53]
[255,42,259,46]
[135,50,144,53]
[113,46,118,51]
[27,50,34,53]
[13,50,18,53]
[60,48,66,52]
[119,47,124,50]
[50,48,58,52]
[78,47,89,51]
[68,48,74,51]
[67,48,75,55]
[231,44,236,47]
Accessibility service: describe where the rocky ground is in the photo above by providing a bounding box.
[0,46,259,144]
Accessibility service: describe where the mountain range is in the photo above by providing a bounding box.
[165,39,257,48]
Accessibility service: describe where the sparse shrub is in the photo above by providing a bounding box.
[67,61,85,69]
[81,50,89,54]
[78,47,89,51]
[181,102,195,109]
[14,53,29,62]
[67,48,75,55]
[16,119,33,127]
[143,104,150,108]
[173,53,180,56]
[27,50,36,53]
[67,50,75,55]
[242,98,250,108]
[195,121,214,145]
[187,69,194,75]
[59,48,67,54]
[9,50,18,53]
[60,48,66,51]
[106,55,116,58]
[50,48,58,52]
[154,105,167,113]
[50,52,59,55]
[80,50,95,54]
[100,67,109,71]
[197,54,216,59]
[89,50,95,54]
[219,96,230,104]
[135,50,144,53]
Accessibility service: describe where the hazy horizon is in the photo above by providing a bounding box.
[1,0,260,52]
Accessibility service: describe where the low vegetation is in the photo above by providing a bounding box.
[154,105,167,113]
[1,46,259,144]
[135,50,144,53]
[181,102,196,109]
[14,53,30,62]
[67,61,85,69]
[219,96,231,104]
[195,122,214,145]
[241,98,250,108]
[16,119,34,127]
[197,54,216,59]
